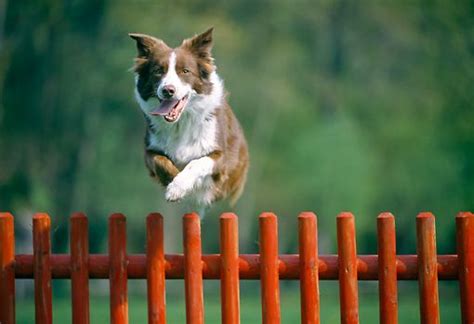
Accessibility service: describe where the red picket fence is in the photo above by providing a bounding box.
[1,211,474,324]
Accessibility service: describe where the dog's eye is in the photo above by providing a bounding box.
[154,66,164,75]
[182,68,190,74]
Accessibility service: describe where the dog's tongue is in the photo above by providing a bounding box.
[151,99,179,116]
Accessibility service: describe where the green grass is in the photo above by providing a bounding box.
[15,281,461,323]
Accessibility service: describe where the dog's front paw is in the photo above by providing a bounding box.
[165,177,192,202]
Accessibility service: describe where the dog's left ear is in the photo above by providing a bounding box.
[183,27,214,57]
[129,33,165,57]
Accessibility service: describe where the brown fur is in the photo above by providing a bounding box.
[144,150,180,186]
[207,102,249,205]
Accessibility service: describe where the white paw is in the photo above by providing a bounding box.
[165,176,192,202]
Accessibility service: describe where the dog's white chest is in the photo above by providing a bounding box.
[148,114,217,167]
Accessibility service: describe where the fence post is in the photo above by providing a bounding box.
[377,212,398,324]
[147,213,166,324]
[298,212,320,324]
[70,213,90,324]
[259,212,281,324]
[0,213,15,324]
[183,213,204,324]
[456,212,474,324]
[337,212,359,324]
[33,213,53,324]
[416,212,440,324]
[220,213,240,324]
[109,213,128,324]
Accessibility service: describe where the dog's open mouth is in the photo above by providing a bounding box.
[150,95,189,122]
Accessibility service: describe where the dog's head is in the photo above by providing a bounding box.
[130,28,216,123]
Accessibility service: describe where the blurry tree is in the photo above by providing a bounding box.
[0,0,472,259]
[0,0,109,251]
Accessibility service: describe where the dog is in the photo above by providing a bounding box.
[129,28,249,209]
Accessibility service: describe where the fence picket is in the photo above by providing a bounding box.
[377,213,398,324]
[147,213,166,324]
[0,212,15,324]
[33,213,53,324]
[220,213,240,324]
[70,213,90,324]
[298,212,320,324]
[183,213,204,324]
[456,212,474,324]
[259,212,281,324]
[109,213,128,324]
[416,212,440,324]
[337,212,359,324]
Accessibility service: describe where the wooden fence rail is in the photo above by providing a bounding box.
[0,211,473,324]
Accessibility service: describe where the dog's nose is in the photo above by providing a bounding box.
[161,85,176,99]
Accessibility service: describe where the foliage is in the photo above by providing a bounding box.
[0,1,473,256]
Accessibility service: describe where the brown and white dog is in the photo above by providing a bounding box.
[129,28,248,208]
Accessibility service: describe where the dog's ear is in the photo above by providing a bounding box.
[129,33,165,57]
[182,27,214,57]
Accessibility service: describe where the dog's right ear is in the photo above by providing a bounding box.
[129,33,164,57]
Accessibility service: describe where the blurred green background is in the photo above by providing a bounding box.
[0,0,472,323]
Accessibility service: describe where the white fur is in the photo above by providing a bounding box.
[135,72,224,165]
[134,61,225,206]
[165,156,215,202]
[157,52,192,100]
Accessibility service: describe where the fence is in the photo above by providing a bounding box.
[0,211,473,324]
